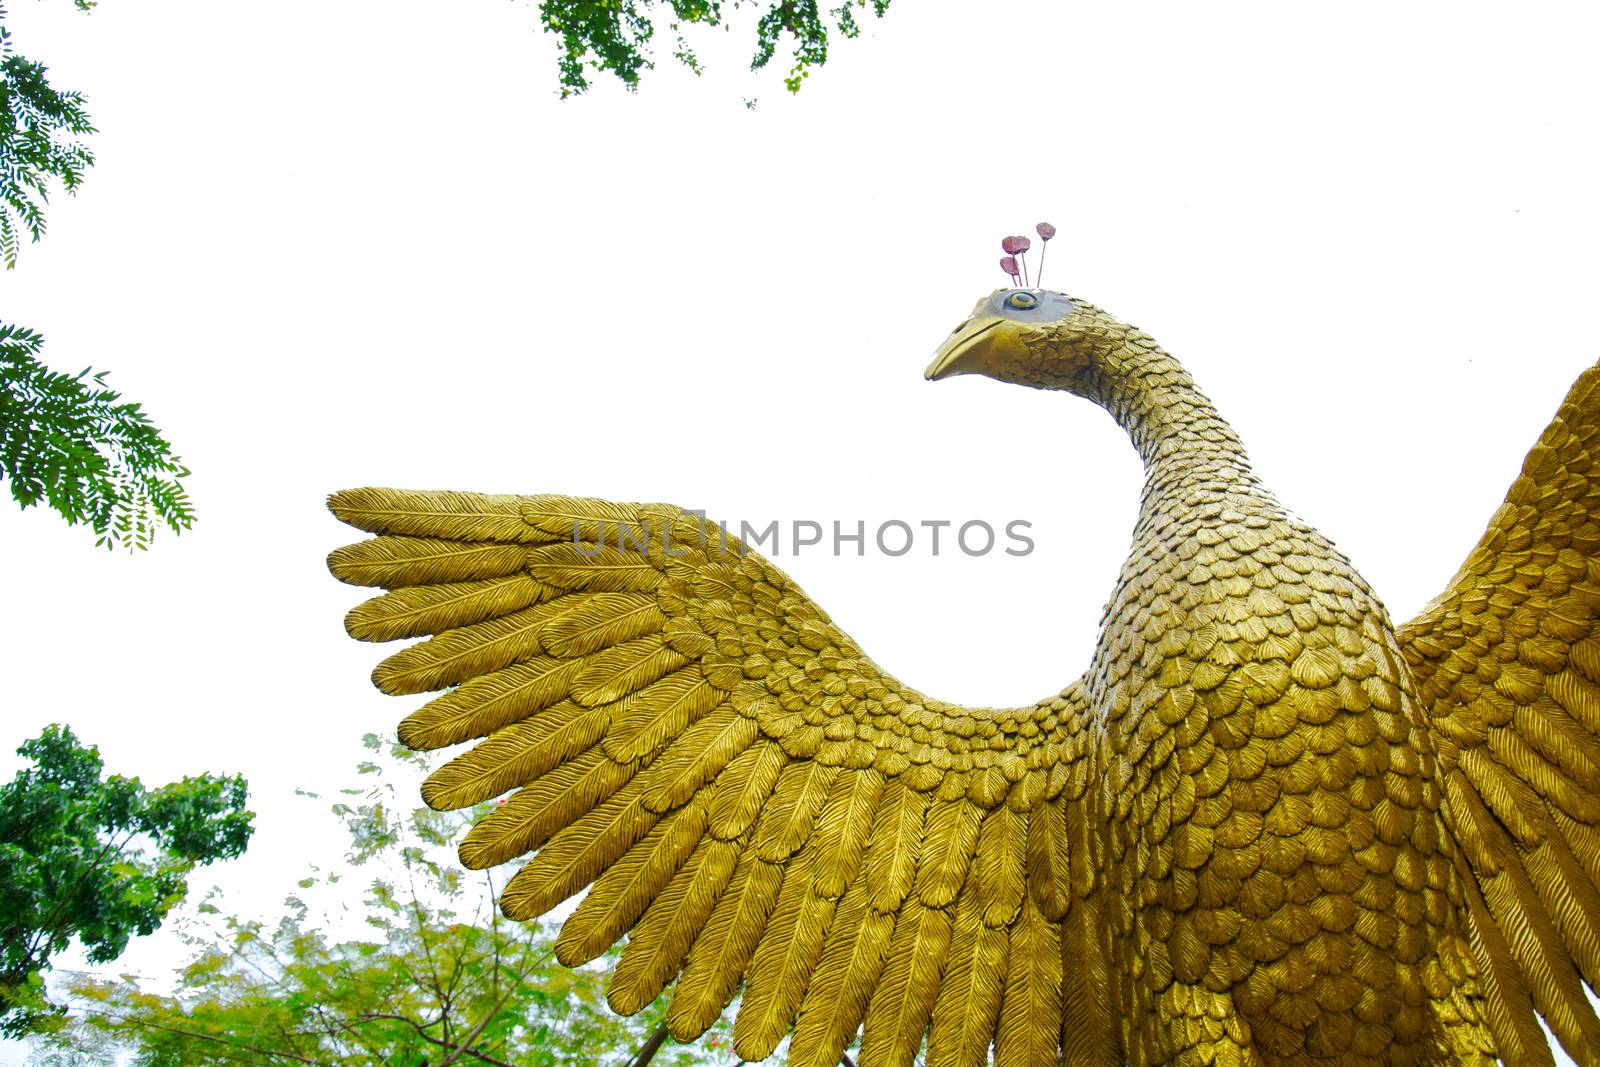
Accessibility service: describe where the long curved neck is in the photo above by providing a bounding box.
[1080,333,1273,512]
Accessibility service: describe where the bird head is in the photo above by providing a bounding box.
[926,288,1105,391]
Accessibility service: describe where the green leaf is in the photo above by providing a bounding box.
[0,724,253,1037]
[0,323,195,551]
[0,30,96,269]
[33,742,739,1064]
[531,0,888,96]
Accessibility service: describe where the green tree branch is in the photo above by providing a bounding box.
[0,3,194,550]
[42,738,733,1065]
[0,3,94,269]
[0,323,194,550]
[539,0,892,97]
[0,724,253,1037]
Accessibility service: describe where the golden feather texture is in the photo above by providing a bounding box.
[371,602,562,694]
[330,296,1600,1065]
[528,541,664,592]
[673,851,784,1040]
[326,534,528,587]
[600,667,722,764]
[557,798,709,966]
[609,835,741,1015]
[735,844,837,1059]
[345,574,552,642]
[539,591,664,658]
[397,657,580,750]
[995,896,1064,1067]
[789,875,897,1067]
[499,781,655,919]
[928,874,1010,1067]
[860,902,952,1067]
[420,698,602,809]
[329,487,541,542]
[636,702,754,813]
[571,634,689,706]
[454,745,626,869]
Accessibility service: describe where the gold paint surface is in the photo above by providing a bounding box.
[328,294,1600,1067]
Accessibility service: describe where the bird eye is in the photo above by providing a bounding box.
[1005,291,1039,310]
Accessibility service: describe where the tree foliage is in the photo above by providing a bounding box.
[541,0,892,96]
[0,323,194,549]
[43,737,744,1066]
[0,725,254,1037]
[0,2,94,269]
[0,2,194,549]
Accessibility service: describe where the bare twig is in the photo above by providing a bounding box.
[435,936,550,1067]
[355,1011,520,1067]
[314,1003,385,1060]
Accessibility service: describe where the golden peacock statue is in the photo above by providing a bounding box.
[328,234,1600,1067]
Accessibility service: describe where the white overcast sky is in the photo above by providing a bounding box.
[2,0,1599,1062]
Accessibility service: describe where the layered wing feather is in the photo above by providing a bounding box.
[1400,364,1600,1067]
[330,488,1102,1067]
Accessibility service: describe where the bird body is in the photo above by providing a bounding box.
[329,289,1600,1066]
[1059,307,1473,1064]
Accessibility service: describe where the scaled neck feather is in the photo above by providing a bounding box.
[1075,327,1278,525]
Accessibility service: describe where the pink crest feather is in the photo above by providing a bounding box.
[994,223,1058,287]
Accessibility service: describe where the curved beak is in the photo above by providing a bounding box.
[926,315,1006,381]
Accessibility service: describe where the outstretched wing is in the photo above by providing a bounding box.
[328,488,1102,1067]
[1398,365,1600,1067]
